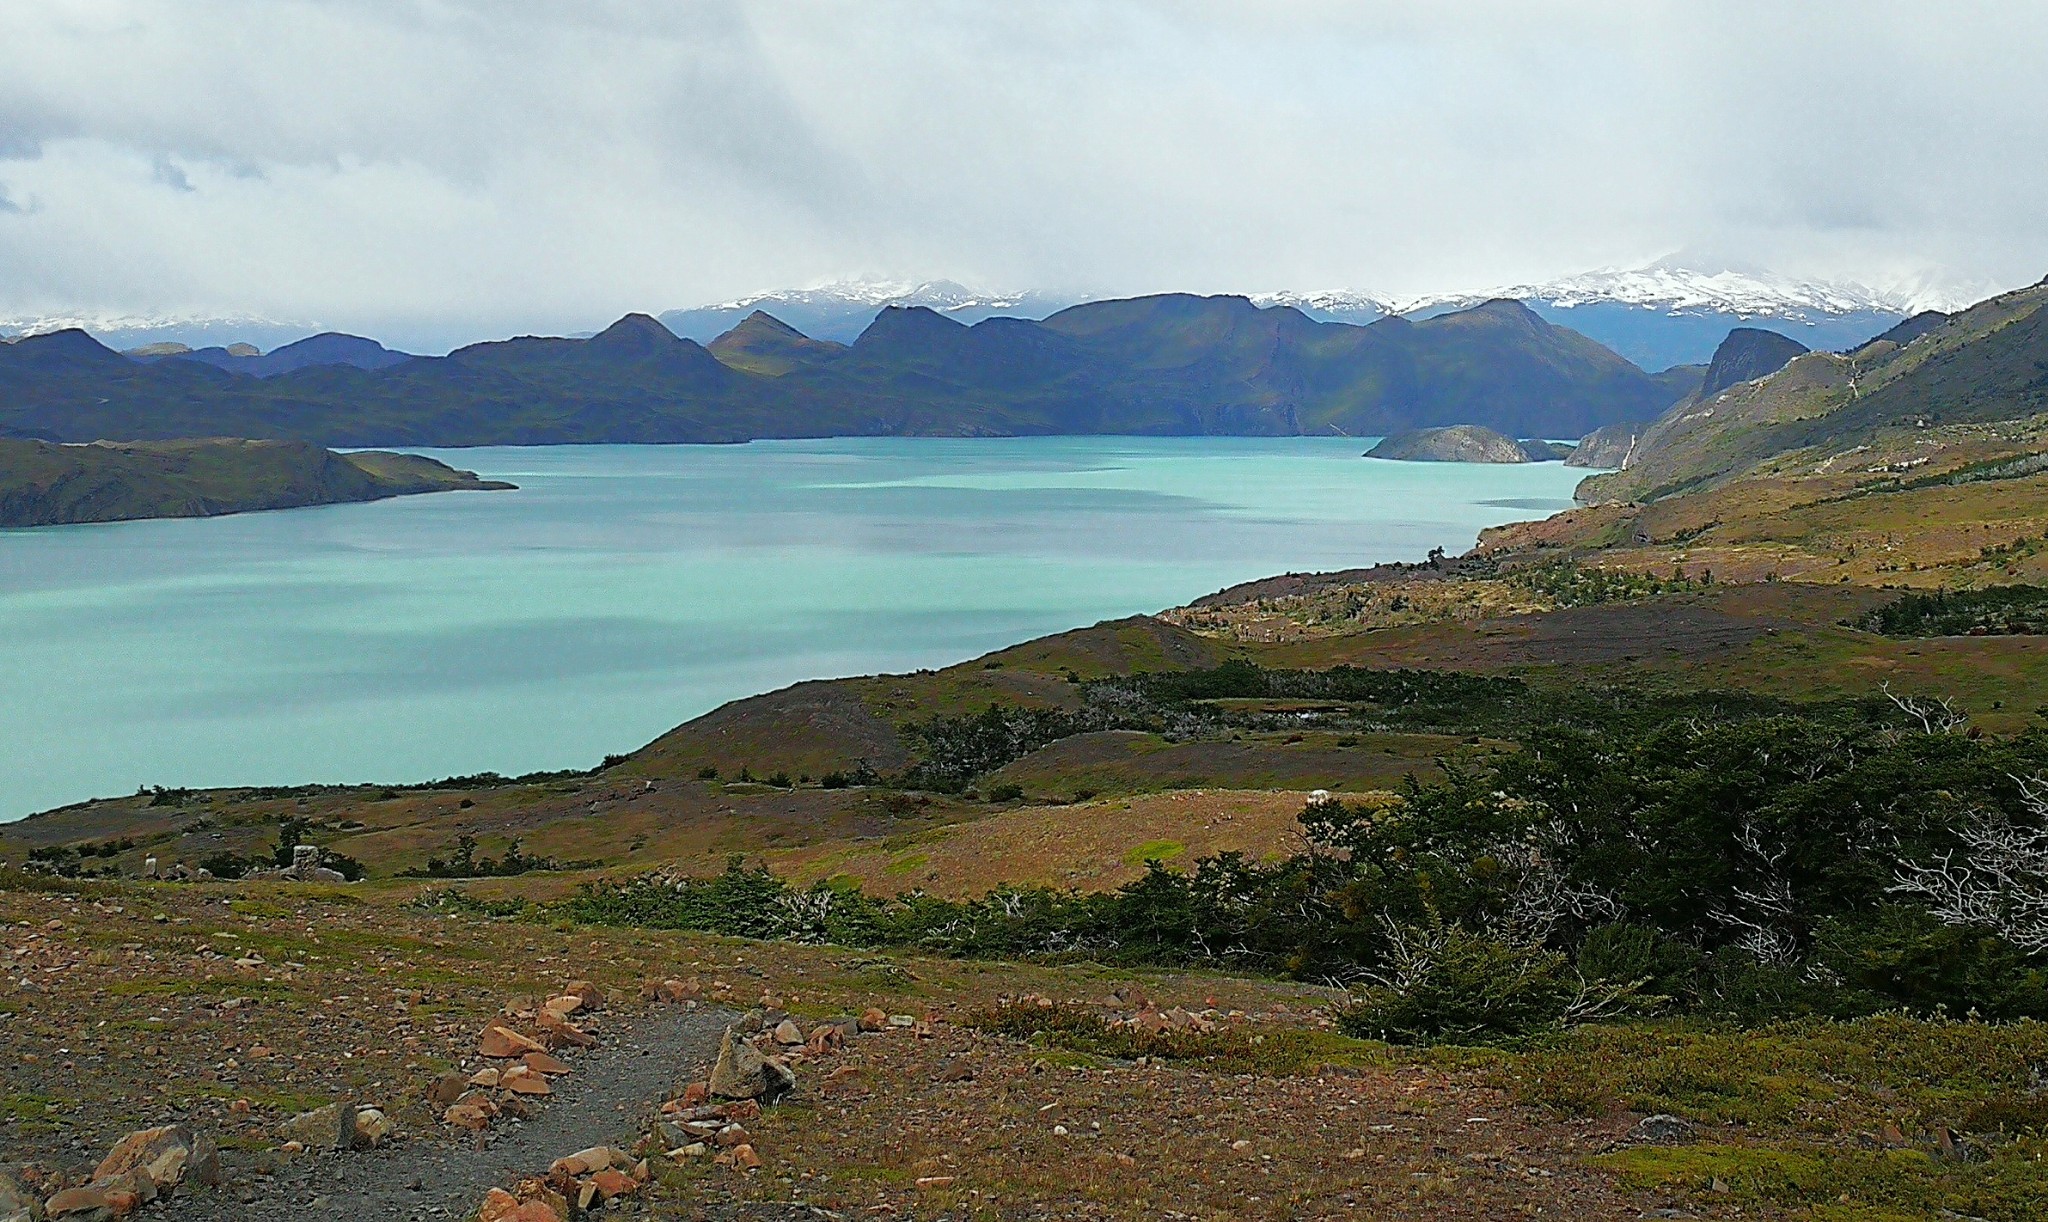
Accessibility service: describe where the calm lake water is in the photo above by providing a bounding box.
[0,438,1591,819]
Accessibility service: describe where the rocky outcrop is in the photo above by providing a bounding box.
[1366,425,1562,463]
[1697,327,1809,398]
[1566,421,1647,469]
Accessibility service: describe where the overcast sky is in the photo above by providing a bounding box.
[2,1,2043,348]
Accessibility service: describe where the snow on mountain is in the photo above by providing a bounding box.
[0,310,316,353]
[660,279,1071,343]
[1390,264,1941,320]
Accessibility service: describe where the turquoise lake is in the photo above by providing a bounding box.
[0,437,1593,819]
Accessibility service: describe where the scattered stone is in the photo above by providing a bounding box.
[772,1019,804,1045]
[0,1165,41,1222]
[476,1188,522,1222]
[479,1023,546,1058]
[858,1008,887,1032]
[729,1144,762,1171]
[41,1188,111,1222]
[915,1175,956,1189]
[522,1050,573,1076]
[279,1103,353,1152]
[534,1008,596,1049]
[549,1147,615,1177]
[562,980,605,1010]
[469,1068,502,1088]
[588,1168,636,1200]
[1629,1114,1698,1145]
[352,1107,394,1149]
[543,995,582,1018]
[443,1092,498,1133]
[94,1124,221,1192]
[887,1014,916,1028]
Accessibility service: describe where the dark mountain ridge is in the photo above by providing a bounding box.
[0,294,1694,447]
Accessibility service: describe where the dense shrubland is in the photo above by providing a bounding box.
[564,674,2048,1043]
[1864,584,2048,637]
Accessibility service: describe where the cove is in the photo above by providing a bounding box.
[0,437,1591,819]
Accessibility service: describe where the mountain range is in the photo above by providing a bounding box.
[5,263,1950,371]
[664,264,1935,371]
[0,293,1712,448]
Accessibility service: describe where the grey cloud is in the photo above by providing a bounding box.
[0,0,2040,342]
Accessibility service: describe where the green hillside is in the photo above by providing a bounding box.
[0,437,511,527]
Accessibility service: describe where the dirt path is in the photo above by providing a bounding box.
[165,1007,734,1222]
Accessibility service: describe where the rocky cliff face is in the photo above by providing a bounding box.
[1565,421,1646,469]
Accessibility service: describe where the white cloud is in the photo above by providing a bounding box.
[0,0,2041,348]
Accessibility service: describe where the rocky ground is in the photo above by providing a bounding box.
[0,875,1729,1221]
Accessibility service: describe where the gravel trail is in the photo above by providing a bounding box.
[164,1006,735,1221]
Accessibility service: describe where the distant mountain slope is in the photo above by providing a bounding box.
[1697,328,1810,398]
[1579,277,2048,504]
[660,280,1072,344]
[0,296,1691,447]
[705,312,847,376]
[161,332,414,377]
[0,438,511,528]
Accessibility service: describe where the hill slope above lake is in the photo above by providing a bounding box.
[0,438,512,527]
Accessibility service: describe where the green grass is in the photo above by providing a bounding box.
[1120,839,1186,867]
[1505,1015,2048,1133]
[1595,1141,2048,1222]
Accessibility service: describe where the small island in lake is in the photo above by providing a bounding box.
[0,437,514,528]
[1364,424,1571,463]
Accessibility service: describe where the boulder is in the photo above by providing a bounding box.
[772,1019,804,1046]
[0,1164,42,1222]
[479,1024,545,1058]
[562,980,605,1010]
[352,1108,394,1149]
[858,1008,888,1032]
[94,1125,220,1192]
[476,1188,522,1222]
[706,1028,771,1099]
[39,1189,110,1222]
[279,1103,353,1152]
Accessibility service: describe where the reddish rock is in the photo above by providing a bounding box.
[534,1009,596,1049]
[505,1074,550,1097]
[476,1188,521,1222]
[503,1203,562,1222]
[729,1144,762,1171]
[94,1124,221,1191]
[543,996,582,1018]
[478,1024,545,1058]
[426,1071,467,1107]
[858,1008,888,1032]
[588,1168,636,1199]
[562,980,605,1010]
[679,1081,709,1106]
[522,1051,572,1076]
[772,1019,803,1045]
[43,1187,113,1221]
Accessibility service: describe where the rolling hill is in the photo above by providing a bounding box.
[0,438,512,527]
[0,294,1693,447]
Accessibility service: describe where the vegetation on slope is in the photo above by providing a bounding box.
[0,294,1690,446]
[0,437,511,527]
